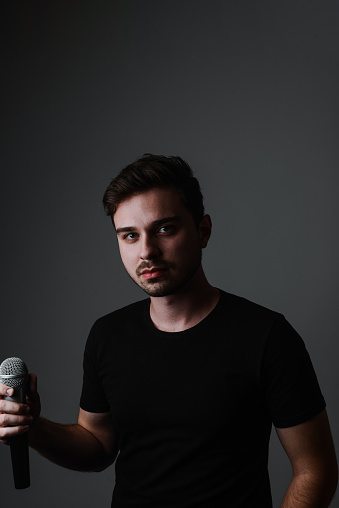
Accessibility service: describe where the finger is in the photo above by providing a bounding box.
[0,412,33,428]
[0,383,14,398]
[0,424,30,441]
[0,398,30,415]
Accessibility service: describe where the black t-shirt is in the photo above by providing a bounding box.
[80,290,326,508]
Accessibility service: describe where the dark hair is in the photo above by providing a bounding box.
[103,154,205,226]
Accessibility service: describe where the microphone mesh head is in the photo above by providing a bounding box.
[0,357,28,388]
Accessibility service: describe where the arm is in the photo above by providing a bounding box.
[0,374,119,472]
[276,409,338,508]
[28,409,119,472]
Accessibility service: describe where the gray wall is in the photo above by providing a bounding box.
[2,1,338,506]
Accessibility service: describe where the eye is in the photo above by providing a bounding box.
[158,225,174,234]
[124,232,138,241]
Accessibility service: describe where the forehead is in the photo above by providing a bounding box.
[113,187,188,228]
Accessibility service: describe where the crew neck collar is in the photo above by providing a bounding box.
[143,289,225,338]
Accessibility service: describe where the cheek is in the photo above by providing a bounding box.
[165,236,195,257]
[163,237,184,254]
[118,245,136,269]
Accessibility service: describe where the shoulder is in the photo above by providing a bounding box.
[221,289,277,313]
[219,289,283,331]
[86,298,149,348]
[93,298,149,328]
[225,291,308,351]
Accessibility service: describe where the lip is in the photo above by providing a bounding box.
[140,267,168,279]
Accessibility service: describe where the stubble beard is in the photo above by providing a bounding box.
[127,248,203,298]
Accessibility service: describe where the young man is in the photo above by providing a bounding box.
[0,154,338,507]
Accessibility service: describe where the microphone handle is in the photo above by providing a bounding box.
[5,385,30,489]
[9,433,30,489]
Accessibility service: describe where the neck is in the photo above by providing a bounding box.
[149,267,220,332]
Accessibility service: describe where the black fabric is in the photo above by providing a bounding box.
[80,290,326,508]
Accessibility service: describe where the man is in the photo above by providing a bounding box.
[0,154,338,506]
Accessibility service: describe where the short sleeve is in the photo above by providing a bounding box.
[263,316,326,428]
[80,324,110,413]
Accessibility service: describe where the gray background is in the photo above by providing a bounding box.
[1,1,338,506]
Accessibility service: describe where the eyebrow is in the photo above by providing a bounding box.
[116,216,181,235]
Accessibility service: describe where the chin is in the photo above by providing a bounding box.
[141,284,176,298]
[139,277,194,298]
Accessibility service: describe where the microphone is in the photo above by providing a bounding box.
[0,357,30,489]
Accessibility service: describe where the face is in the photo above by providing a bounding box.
[114,187,210,297]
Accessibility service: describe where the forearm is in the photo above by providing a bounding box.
[28,417,114,472]
[280,471,338,508]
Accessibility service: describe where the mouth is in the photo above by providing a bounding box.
[140,267,169,280]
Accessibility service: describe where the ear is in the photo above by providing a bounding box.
[199,214,212,248]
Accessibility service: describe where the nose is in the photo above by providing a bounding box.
[139,233,161,260]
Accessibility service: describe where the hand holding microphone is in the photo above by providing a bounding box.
[0,357,41,489]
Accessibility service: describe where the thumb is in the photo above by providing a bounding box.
[26,373,41,420]
[27,373,38,397]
